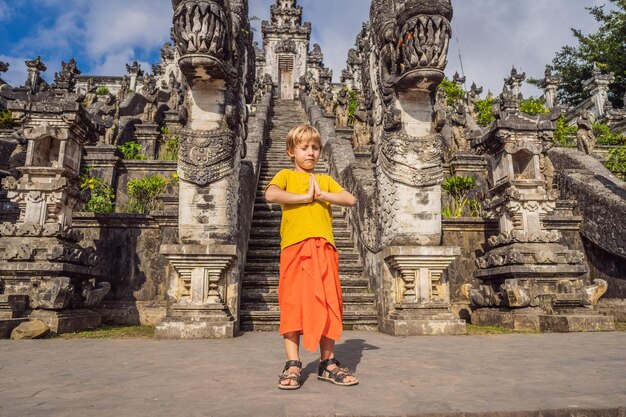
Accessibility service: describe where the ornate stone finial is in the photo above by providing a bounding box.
[161,42,175,62]
[24,56,48,92]
[0,61,8,73]
[126,60,144,77]
[504,66,526,99]
[53,58,81,91]
[453,71,466,88]
[539,64,561,109]
[583,63,615,118]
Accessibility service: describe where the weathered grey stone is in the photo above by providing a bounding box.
[10,319,49,339]
[29,309,101,334]
[29,277,74,310]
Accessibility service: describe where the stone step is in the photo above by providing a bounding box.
[249,227,352,239]
[247,238,355,250]
[241,291,375,305]
[239,310,379,332]
[246,248,359,261]
[245,262,363,274]
[242,274,369,287]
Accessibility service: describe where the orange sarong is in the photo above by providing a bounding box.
[278,237,343,352]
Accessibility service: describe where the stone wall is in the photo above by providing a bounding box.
[549,147,626,297]
[73,213,176,325]
[442,217,499,319]
[114,160,178,210]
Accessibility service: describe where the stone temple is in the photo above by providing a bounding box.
[0,0,625,339]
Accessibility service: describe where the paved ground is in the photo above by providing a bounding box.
[0,331,625,417]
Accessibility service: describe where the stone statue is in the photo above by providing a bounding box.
[539,154,554,192]
[24,56,48,93]
[576,109,596,154]
[450,103,469,152]
[142,76,159,124]
[8,128,27,178]
[323,85,334,115]
[102,96,120,145]
[352,97,370,150]
[335,88,349,128]
[118,76,130,103]
[467,82,483,121]
[84,78,97,109]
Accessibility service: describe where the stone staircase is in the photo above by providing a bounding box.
[240,99,378,331]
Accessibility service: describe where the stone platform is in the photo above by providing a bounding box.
[1,331,625,416]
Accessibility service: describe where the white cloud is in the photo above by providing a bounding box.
[0,55,28,87]
[84,0,172,58]
[0,0,11,22]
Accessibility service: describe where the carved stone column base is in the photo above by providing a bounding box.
[472,308,615,332]
[382,306,466,336]
[381,246,464,336]
[156,314,235,339]
[29,308,101,334]
[158,244,237,339]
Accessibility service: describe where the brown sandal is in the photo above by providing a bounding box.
[277,360,302,390]
[318,358,358,386]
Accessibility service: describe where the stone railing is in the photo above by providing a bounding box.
[549,146,626,298]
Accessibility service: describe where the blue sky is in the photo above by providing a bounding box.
[0,0,610,98]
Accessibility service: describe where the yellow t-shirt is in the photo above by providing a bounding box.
[266,169,345,250]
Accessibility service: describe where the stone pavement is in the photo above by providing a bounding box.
[1,331,625,417]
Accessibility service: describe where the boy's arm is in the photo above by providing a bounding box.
[265,175,315,204]
[312,177,356,207]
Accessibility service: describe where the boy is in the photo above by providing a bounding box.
[265,124,359,390]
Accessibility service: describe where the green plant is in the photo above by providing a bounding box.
[117,141,146,160]
[80,167,115,213]
[0,110,13,129]
[593,122,625,146]
[473,97,495,127]
[604,146,626,180]
[441,175,477,218]
[95,86,110,96]
[126,175,169,214]
[438,77,466,106]
[347,88,358,126]
[519,96,550,115]
[159,127,179,161]
[553,115,577,147]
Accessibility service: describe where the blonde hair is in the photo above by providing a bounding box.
[286,124,322,157]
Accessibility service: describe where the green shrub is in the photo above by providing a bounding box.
[473,97,495,127]
[442,175,478,218]
[593,122,625,146]
[126,175,169,214]
[604,146,626,181]
[553,115,577,147]
[0,110,13,129]
[117,141,146,160]
[438,78,466,107]
[347,88,358,126]
[95,86,110,96]
[159,127,179,161]
[519,97,550,115]
[80,168,115,213]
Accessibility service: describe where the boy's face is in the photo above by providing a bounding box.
[287,139,321,173]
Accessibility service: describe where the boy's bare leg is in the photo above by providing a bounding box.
[281,331,301,387]
[319,336,357,383]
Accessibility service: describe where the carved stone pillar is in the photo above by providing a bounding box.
[157,0,253,338]
[134,124,160,160]
[381,246,465,335]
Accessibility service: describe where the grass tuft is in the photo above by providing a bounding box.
[57,325,155,339]
[466,324,539,335]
